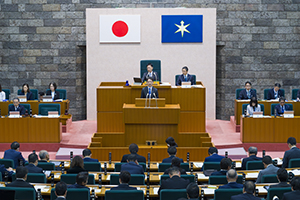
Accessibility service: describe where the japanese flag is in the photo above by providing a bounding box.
[99,15,141,43]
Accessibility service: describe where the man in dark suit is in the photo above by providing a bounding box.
[121,154,144,175]
[25,153,43,173]
[141,63,159,83]
[256,156,279,183]
[164,157,186,175]
[8,97,25,115]
[0,164,14,181]
[231,181,260,200]
[141,77,159,98]
[275,97,291,116]
[82,149,99,162]
[270,168,291,188]
[282,177,300,200]
[176,66,195,86]
[186,182,199,200]
[54,181,67,200]
[68,171,90,190]
[242,146,262,170]
[267,83,284,100]
[111,171,137,190]
[38,150,49,162]
[219,169,243,189]
[158,167,190,195]
[3,141,26,168]
[204,147,225,163]
[211,158,232,176]
[238,81,257,100]
[282,137,300,168]
[121,143,146,163]
[6,166,35,189]
[162,146,184,163]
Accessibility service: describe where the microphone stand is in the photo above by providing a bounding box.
[145,93,149,108]
[149,92,151,108]
[153,93,158,108]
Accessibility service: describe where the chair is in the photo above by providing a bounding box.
[105,190,144,200]
[271,103,293,116]
[266,187,292,200]
[208,175,243,185]
[160,189,187,200]
[17,89,39,100]
[0,188,15,199]
[0,187,36,200]
[202,162,220,171]
[114,162,146,172]
[292,89,299,100]
[288,158,300,168]
[242,104,265,115]
[37,162,55,170]
[175,74,196,85]
[110,174,145,185]
[84,162,101,172]
[261,174,279,183]
[214,188,243,200]
[160,175,195,185]
[26,173,47,183]
[9,104,31,113]
[0,159,14,168]
[46,89,67,100]
[2,89,10,100]
[38,103,61,115]
[60,174,95,185]
[158,163,189,172]
[51,188,90,200]
[264,89,285,100]
[0,172,2,181]
[140,60,161,82]
[246,161,264,170]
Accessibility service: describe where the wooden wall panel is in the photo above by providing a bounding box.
[171,87,205,111]
[179,112,205,132]
[28,118,61,143]
[177,132,210,147]
[97,112,124,132]
[93,133,125,147]
[274,117,300,143]
[1,118,29,143]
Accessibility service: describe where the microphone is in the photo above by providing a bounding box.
[154,72,158,83]
[153,93,157,108]
[145,93,149,108]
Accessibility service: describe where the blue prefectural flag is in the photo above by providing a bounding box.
[161,15,203,43]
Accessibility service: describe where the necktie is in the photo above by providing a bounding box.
[282,106,284,113]
[15,107,17,111]
[247,91,250,99]
[185,76,187,81]
[148,87,151,96]
[149,72,152,77]
[275,91,278,98]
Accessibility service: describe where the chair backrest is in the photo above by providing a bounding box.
[175,74,196,85]
[114,162,146,172]
[0,159,14,168]
[236,88,243,99]
[214,188,243,200]
[202,162,220,171]
[208,175,243,185]
[37,162,55,170]
[9,104,31,112]
[160,189,187,200]
[242,104,248,114]
[46,89,67,100]
[289,158,300,168]
[266,187,292,200]
[246,161,264,170]
[0,187,36,200]
[17,89,38,100]
[61,174,95,185]
[84,162,101,172]
[0,172,2,181]
[261,174,279,183]
[140,60,161,82]
[260,104,265,114]
[2,89,10,100]
[38,103,61,115]
[26,173,46,183]
[0,188,15,199]
[159,175,195,185]
[105,190,144,200]
[51,188,90,200]
[292,89,299,100]
[110,174,145,185]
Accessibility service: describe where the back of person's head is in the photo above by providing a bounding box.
[82,149,92,157]
[248,146,258,155]
[55,181,67,196]
[71,156,84,169]
[76,171,89,185]
[227,169,238,181]
[39,150,49,160]
[16,166,28,179]
[167,146,177,156]
[168,167,180,176]
[165,137,177,147]
[28,153,38,163]
[119,171,131,184]
[186,182,199,199]
[287,137,297,146]
[129,143,139,154]
[127,154,137,162]
[262,155,272,165]
[171,157,181,168]
[220,158,232,170]
[291,177,300,191]
[208,147,218,155]
[244,181,255,194]
[11,141,20,150]
[277,168,288,182]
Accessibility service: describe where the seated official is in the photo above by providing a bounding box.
[256,155,279,183]
[231,181,260,200]
[282,177,300,200]
[141,63,159,83]
[0,164,14,181]
[0,84,6,101]
[162,146,184,163]
[176,66,195,86]
[166,136,178,147]
[68,171,90,190]
[185,182,199,200]
[158,167,190,195]
[211,158,232,176]
[82,149,99,162]
[267,83,284,100]
[204,147,225,163]
[275,97,291,116]
[219,169,243,189]
[67,156,87,174]
[6,166,35,189]
[282,137,300,168]
[8,98,25,115]
[55,181,67,200]
[164,157,187,175]
[269,168,291,188]
[141,77,159,98]
[39,150,49,162]
[19,83,33,100]
[246,97,261,115]
[46,82,60,100]
[238,81,257,100]
[3,141,26,168]
[111,171,137,191]
[25,153,43,173]
[241,146,262,170]
[121,143,146,163]
[120,154,144,175]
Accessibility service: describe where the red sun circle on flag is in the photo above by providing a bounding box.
[112,21,129,37]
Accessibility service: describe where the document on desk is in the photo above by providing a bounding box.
[154,187,159,195]
[197,173,208,179]
[235,162,242,168]
[34,186,50,192]
[193,162,203,168]
[273,158,283,165]
[256,186,267,193]
[289,169,300,176]
[246,173,259,178]
[202,188,215,195]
